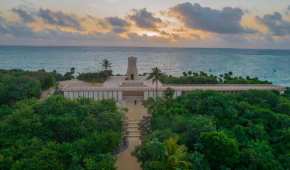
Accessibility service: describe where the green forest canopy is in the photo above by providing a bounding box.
[0,96,122,170]
[0,69,122,170]
[1,68,289,169]
[135,90,290,170]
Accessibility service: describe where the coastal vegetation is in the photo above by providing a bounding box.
[147,67,163,96]
[0,69,56,105]
[0,68,122,170]
[77,59,113,83]
[0,66,288,170]
[135,91,290,170]
[0,96,122,170]
[0,69,55,90]
[0,68,79,105]
[56,67,76,81]
[77,70,112,83]
[102,59,112,71]
[159,71,271,84]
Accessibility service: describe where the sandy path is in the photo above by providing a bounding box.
[40,87,55,101]
[116,102,148,170]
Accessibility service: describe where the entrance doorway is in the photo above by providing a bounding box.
[130,74,134,80]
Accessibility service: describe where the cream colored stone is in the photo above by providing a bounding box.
[127,56,138,80]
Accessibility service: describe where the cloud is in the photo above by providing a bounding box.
[256,12,290,36]
[1,5,290,48]
[170,2,253,34]
[0,15,126,45]
[0,17,9,34]
[128,8,162,29]
[11,8,83,31]
[37,9,82,30]
[105,17,129,33]
[0,16,35,37]
[12,8,35,23]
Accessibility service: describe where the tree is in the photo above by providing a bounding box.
[63,67,75,80]
[163,88,174,100]
[189,152,210,170]
[135,138,191,170]
[188,71,192,76]
[84,154,116,170]
[70,67,75,74]
[147,67,163,98]
[137,90,290,169]
[200,131,240,169]
[102,59,112,71]
[239,141,283,170]
[0,95,122,170]
[0,75,41,105]
[182,72,188,77]
[163,137,191,170]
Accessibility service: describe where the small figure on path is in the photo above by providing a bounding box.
[134,100,137,105]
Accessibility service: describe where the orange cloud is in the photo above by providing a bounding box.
[241,15,268,33]
[1,4,290,48]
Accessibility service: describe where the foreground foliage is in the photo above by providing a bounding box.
[0,96,122,170]
[135,91,290,170]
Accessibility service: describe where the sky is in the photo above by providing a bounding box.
[0,0,290,49]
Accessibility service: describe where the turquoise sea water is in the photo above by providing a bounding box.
[0,46,290,86]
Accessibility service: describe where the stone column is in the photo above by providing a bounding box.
[118,91,122,102]
[176,90,182,97]
[144,90,149,100]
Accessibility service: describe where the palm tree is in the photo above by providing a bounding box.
[101,59,112,71]
[182,72,188,77]
[70,67,75,74]
[147,67,163,98]
[164,87,174,100]
[164,138,191,170]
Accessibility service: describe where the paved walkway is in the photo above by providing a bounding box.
[40,87,55,101]
[116,102,148,170]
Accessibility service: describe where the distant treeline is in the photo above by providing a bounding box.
[0,69,75,105]
[77,59,113,83]
[160,71,271,84]
[77,70,112,83]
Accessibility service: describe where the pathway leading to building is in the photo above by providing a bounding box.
[116,101,148,170]
[40,87,55,101]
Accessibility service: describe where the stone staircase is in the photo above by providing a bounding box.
[124,119,142,145]
[116,102,148,170]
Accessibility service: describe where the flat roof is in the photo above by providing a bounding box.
[59,78,286,92]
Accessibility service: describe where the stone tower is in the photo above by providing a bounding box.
[127,56,138,80]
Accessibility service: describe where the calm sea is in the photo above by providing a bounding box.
[0,46,290,86]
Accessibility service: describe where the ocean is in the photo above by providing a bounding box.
[0,46,290,86]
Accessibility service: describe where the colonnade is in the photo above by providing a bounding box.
[62,88,285,102]
[143,90,182,100]
[63,89,184,101]
[63,90,122,101]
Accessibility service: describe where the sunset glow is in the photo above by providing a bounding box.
[0,0,290,48]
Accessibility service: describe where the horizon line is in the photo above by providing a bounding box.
[0,44,290,51]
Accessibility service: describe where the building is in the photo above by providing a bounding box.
[127,56,138,80]
[59,57,286,102]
